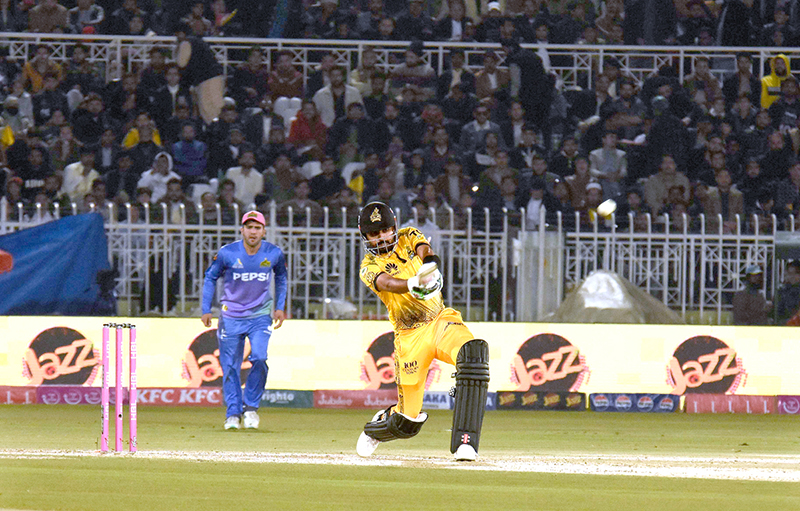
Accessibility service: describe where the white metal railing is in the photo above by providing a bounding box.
[0,32,795,91]
[0,199,793,323]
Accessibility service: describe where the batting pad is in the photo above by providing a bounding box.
[450,339,490,453]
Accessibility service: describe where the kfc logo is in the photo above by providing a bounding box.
[667,336,745,394]
[511,333,589,391]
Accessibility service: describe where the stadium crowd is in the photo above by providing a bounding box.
[1,0,800,234]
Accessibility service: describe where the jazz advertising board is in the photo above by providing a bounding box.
[1,319,800,397]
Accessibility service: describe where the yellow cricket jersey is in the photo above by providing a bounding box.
[359,226,443,332]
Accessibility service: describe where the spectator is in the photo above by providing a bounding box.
[723,53,762,112]
[97,127,121,174]
[32,72,67,126]
[159,177,198,224]
[388,40,437,101]
[124,111,162,174]
[510,123,547,170]
[644,153,691,213]
[105,151,139,203]
[106,0,148,35]
[623,0,677,45]
[761,4,795,46]
[63,44,103,99]
[0,0,26,32]
[761,54,791,109]
[363,72,391,121]
[225,147,263,207]
[589,129,627,201]
[229,46,270,112]
[312,66,363,128]
[732,264,770,325]
[69,0,104,34]
[72,92,118,147]
[263,151,299,204]
[774,260,800,324]
[217,178,245,223]
[257,126,296,170]
[149,64,192,130]
[474,50,509,101]
[61,146,100,202]
[702,168,744,233]
[349,47,381,98]
[268,50,303,100]
[423,124,461,180]
[48,124,80,172]
[2,176,26,220]
[327,102,373,157]
[21,45,62,94]
[28,0,68,33]
[309,156,346,203]
[242,94,284,148]
[433,154,472,206]
[396,0,435,40]
[433,0,473,41]
[137,152,180,202]
[683,56,723,105]
[17,145,52,201]
[181,1,212,36]
[768,77,800,131]
[278,178,323,225]
[523,177,562,230]
[302,0,342,39]
[160,102,198,147]
[172,122,208,185]
[356,0,384,37]
[459,103,504,154]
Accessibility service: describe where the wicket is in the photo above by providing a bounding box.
[101,323,137,453]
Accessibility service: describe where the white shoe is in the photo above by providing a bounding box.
[454,444,478,461]
[243,411,260,429]
[224,415,240,430]
[357,431,381,457]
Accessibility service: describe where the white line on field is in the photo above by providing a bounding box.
[0,449,798,482]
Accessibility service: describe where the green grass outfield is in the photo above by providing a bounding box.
[0,406,799,511]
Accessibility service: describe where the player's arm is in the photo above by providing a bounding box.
[272,249,289,329]
[370,272,409,294]
[201,252,225,327]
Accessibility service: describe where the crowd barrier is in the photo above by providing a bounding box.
[2,317,799,401]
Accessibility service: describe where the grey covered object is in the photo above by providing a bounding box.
[546,270,685,324]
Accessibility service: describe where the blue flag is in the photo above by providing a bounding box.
[0,214,111,315]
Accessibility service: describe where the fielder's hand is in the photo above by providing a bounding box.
[407,262,443,300]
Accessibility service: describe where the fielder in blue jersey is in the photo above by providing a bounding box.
[201,210,288,430]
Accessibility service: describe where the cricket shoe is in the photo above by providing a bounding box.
[356,432,381,457]
[224,415,241,430]
[356,409,385,457]
[243,411,260,429]
[454,444,478,462]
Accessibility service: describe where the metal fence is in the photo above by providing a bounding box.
[1,32,799,91]
[0,199,791,324]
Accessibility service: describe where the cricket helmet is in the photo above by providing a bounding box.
[358,201,398,256]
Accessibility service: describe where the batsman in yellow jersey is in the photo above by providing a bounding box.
[355,201,489,462]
